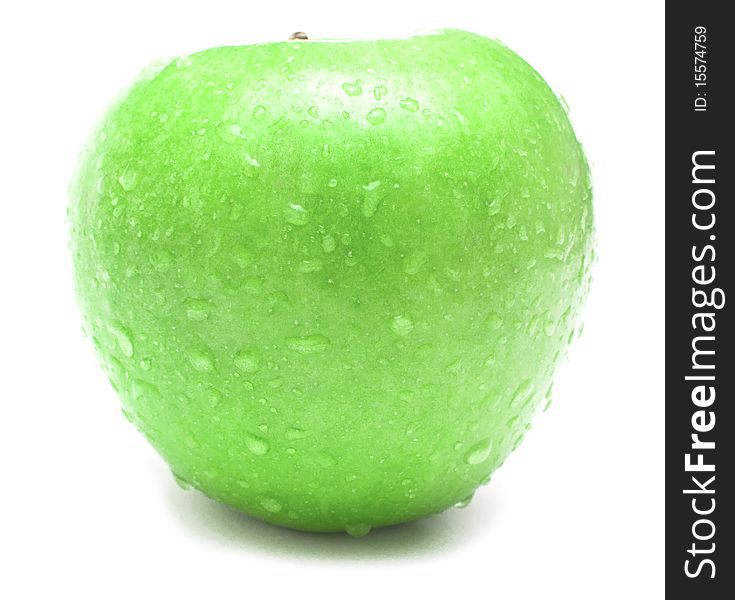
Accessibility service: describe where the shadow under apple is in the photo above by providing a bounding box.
[158,472,497,560]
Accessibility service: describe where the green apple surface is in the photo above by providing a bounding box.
[69,29,593,534]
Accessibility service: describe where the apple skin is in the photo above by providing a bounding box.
[69,29,593,533]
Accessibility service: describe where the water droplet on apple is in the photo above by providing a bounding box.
[298,259,323,273]
[244,154,261,168]
[267,376,284,389]
[188,346,215,372]
[172,471,192,490]
[260,497,282,512]
[204,386,223,408]
[184,298,212,321]
[543,319,557,337]
[486,312,504,330]
[245,433,270,456]
[327,178,338,188]
[373,85,387,100]
[390,315,414,336]
[253,105,267,120]
[234,349,261,373]
[379,233,393,247]
[487,198,502,216]
[307,105,319,119]
[403,251,427,275]
[454,492,475,508]
[131,378,161,418]
[464,439,493,465]
[284,203,309,226]
[322,235,336,253]
[362,194,380,218]
[345,523,371,538]
[150,249,174,271]
[399,97,420,112]
[139,358,152,371]
[366,107,386,125]
[108,322,134,357]
[284,427,311,441]
[118,168,137,191]
[285,334,331,354]
[510,379,535,408]
[341,80,363,96]
[176,55,193,69]
[315,452,337,467]
[452,110,470,134]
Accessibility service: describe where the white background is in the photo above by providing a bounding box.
[1,1,664,597]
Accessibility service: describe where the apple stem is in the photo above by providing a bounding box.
[289,32,308,41]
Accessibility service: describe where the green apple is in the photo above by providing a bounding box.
[69,29,593,534]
